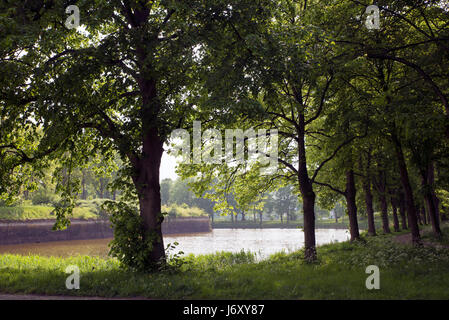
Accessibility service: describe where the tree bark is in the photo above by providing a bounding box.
[296,110,317,261]
[374,170,390,234]
[441,206,448,221]
[130,128,166,266]
[398,191,407,230]
[81,169,87,200]
[379,192,391,233]
[389,192,400,232]
[391,133,421,245]
[420,163,442,238]
[421,206,427,225]
[361,154,376,236]
[345,169,360,241]
[426,162,442,237]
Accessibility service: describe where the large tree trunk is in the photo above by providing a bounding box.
[391,133,421,245]
[345,169,360,241]
[131,129,166,266]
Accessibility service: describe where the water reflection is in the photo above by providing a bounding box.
[0,228,350,259]
[165,228,350,259]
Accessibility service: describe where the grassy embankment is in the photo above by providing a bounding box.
[0,201,208,221]
[1,223,448,299]
[0,205,97,220]
[212,214,388,230]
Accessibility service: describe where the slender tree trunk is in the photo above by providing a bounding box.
[81,170,88,200]
[423,193,442,238]
[259,212,263,226]
[441,206,448,221]
[345,169,360,241]
[398,191,407,230]
[361,155,376,235]
[427,162,442,237]
[390,193,400,232]
[421,206,427,225]
[416,204,423,225]
[373,168,390,234]
[419,161,442,237]
[379,192,391,233]
[391,133,421,245]
[432,193,440,222]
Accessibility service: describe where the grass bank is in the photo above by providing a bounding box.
[1,225,449,299]
[0,206,97,220]
[212,216,385,230]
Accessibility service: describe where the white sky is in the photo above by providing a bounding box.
[160,151,179,181]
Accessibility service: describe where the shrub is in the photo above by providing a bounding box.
[76,199,109,218]
[31,189,58,205]
[161,204,207,218]
[104,201,163,272]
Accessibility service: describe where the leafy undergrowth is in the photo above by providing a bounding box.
[421,222,449,247]
[1,233,449,299]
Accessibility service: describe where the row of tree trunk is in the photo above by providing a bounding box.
[343,138,443,245]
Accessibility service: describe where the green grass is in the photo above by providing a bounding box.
[1,228,449,299]
[0,206,98,220]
